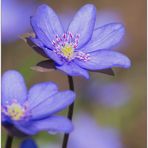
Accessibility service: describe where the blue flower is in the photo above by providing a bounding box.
[68,113,123,148]
[20,138,38,148]
[2,70,75,136]
[2,0,38,43]
[28,4,131,79]
[81,81,131,107]
[38,113,123,148]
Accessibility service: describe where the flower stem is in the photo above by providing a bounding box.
[62,76,75,148]
[5,135,13,148]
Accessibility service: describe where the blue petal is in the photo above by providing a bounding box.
[2,114,11,123]
[28,82,58,109]
[29,37,64,65]
[68,4,96,49]
[29,37,44,48]
[75,50,131,70]
[31,4,64,48]
[56,62,89,79]
[81,23,125,52]
[14,116,73,135]
[42,48,64,65]
[2,70,27,105]
[20,139,37,148]
[30,90,75,120]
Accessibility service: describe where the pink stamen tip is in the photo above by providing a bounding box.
[73,44,77,48]
[76,52,90,62]
[56,38,60,42]
[75,40,78,43]
[69,33,73,38]
[63,33,66,38]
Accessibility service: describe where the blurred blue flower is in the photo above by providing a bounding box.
[20,138,37,148]
[2,0,37,43]
[96,83,131,107]
[68,113,123,148]
[81,81,131,107]
[2,70,75,136]
[28,4,131,79]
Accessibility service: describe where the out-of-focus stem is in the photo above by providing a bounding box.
[5,135,13,148]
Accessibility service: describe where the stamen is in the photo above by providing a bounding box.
[75,51,90,62]
[62,33,66,39]
[2,100,28,121]
[51,32,87,62]
[61,44,74,61]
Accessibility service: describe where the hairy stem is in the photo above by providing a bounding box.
[62,76,75,148]
[5,135,13,148]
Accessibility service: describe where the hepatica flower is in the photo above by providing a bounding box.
[2,70,75,136]
[81,81,131,107]
[2,0,37,43]
[27,4,131,79]
[68,113,123,148]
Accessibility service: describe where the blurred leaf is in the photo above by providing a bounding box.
[91,68,115,76]
[20,33,48,58]
[31,60,56,72]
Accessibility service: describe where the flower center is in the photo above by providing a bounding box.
[51,32,90,62]
[61,44,74,60]
[52,32,79,61]
[2,101,27,121]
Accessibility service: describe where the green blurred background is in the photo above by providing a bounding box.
[2,0,146,148]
